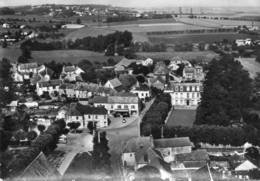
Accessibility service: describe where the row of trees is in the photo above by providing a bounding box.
[146,125,260,147]
[20,31,133,56]
[2,119,66,179]
[141,93,172,136]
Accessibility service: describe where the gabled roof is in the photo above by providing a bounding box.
[92,93,139,104]
[107,78,122,88]
[153,61,168,75]
[235,160,258,171]
[114,57,140,69]
[154,137,193,148]
[20,152,60,180]
[63,65,76,72]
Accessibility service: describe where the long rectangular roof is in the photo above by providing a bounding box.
[154,137,193,148]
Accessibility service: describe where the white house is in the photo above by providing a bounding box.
[67,103,108,129]
[36,79,62,96]
[60,65,84,82]
[164,82,203,108]
[130,85,151,100]
[182,66,204,82]
[18,62,38,74]
[104,78,123,91]
[92,93,139,116]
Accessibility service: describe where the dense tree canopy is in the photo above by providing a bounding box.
[196,55,252,126]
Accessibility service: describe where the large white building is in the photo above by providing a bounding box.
[67,103,108,129]
[91,93,139,116]
[165,82,203,108]
[36,79,62,96]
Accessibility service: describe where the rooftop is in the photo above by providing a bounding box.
[154,137,193,148]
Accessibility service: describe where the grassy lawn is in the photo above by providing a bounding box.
[166,109,197,127]
[236,58,260,78]
[136,51,219,62]
[0,47,122,64]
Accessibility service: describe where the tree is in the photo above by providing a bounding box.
[18,46,31,63]
[37,124,46,133]
[196,55,252,126]
[67,122,81,132]
[92,131,111,172]
[2,39,7,48]
[27,131,38,141]
[107,58,115,66]
[76,18,81,24]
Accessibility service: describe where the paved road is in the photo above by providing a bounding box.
[104,98,155,180]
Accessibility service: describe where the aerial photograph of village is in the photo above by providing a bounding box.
[0,0,260,180]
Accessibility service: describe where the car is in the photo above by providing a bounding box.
[122,119,127,123]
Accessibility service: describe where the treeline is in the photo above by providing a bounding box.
[2,119,66,179]
[147,28,236,36]
[141,93,171,135]
[145,125,260,147]
[196,55,252,126]
[20,31,133,56]
[0,7,15,15]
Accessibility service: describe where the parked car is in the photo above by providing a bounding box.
[122,119,127,123]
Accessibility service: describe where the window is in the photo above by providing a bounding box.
[196,86,200,91]
[187,86,190,91]
[187,93,189,98]
[180,86,183,92]
[88,115,91,119]
[76,116,78,120]
[95,115,98,119]
[175,86,178,92]
[197,92,200,98]
[118,105,122,109]
[104,115,106,119]
[192,93,195,98]
[131,105,135,109]
[111,105,113,109]
[124,105,128,109]
[141,93,144,96]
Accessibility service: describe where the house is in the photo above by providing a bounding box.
[114,58,142,75]
[36,79,62,96]
[154,137,193,163]
[130,84,151,100]
[2,23,10,28]
[91,92,139,116]
[235,38,252,46]
[18,62,38,74]
[31,65,54,84]
[164,81,203,108]
[148,76,166,90]
[67,103,108,129]
[141,58,153,66]
[60,65,84,82]
[104,78,123,91]
[235,160,258,172]
[153,61,168,78]
[182,66,204,81]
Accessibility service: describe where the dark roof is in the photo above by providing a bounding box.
[39,67,54,77]
[69,103,107,116]
[38,79,62,87]
[76,103,107,115]
[175,149,209,162]
[64,65,76,72]
[19,152,60,180]
[92,93,139,104]
[133,84,150,91]
[183,161,207,168]
[154,137,193,148]
[91,96,108,104]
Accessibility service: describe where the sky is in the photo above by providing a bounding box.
[0,0,260,8]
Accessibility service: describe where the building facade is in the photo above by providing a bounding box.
[165,82,203,108]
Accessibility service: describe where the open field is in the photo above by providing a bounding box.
[149,32,260,44]
[236,58,260,78]
[64,21,213,42]
[176,17,260,28]
[166,109,197,128]
[0,47,122,64]
[136,51,219,62]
